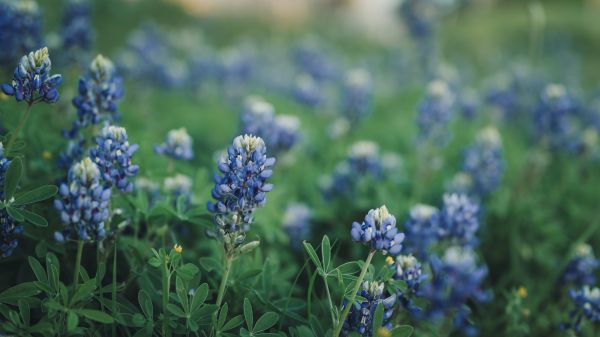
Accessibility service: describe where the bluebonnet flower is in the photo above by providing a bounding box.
[293,40,336,82]
[61,0,94,59]
[54,157,112,242]
[340,68,373,125]
[560,244,599,287]
[417,79,455,144]
[154,128,194,161]
[57,137,86,170]
[207,135,275,245]
[533,84,578,149]
[164,174,193,208]
[421,246,489,336]
[341,281,396,337]
[0,143,22,258]
[292,74,323,108]
[66,55,124,138]
[485,74,520,119]
[282,203,311,250]
[563,286,600,333]
[462,127,504,196]
[1,47,62,104]
[271,115,302,154]
[439,193,480,246]
[0,0,44,69]
[398,0,435,40]
[403,204,440,258]
[393,254,426,314]
[89,125,139,193]
[351,205,404,255]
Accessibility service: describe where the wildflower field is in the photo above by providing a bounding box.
[1,0,600,336]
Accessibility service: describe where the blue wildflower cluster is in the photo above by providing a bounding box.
[54,157,111,242]
[0,0,43,69]
[340,68,373,125]
[421,246,490,336]
[564,286,600,332]
[351,205,405,255]
[89,125,139,193]
[154,128,194,161]
[560,244,599,287]
[1,47,62,104]
[61,0,94,60]
[416,79,455,144]
[393,254,426,314]
[439,193,480,246]
[66,55,124,138]
[533,83,578,149]
[282,203,311,251]
[460,127,504,197]
[292,74,323,108]
[403,204,441,258]
[207,135,275,245]
[341,281,396,337]
[293,39,336,82]
[240,96,302,154]
[0,143,22,258]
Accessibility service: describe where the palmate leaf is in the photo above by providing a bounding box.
[4,157,22,200]
[0,282,41,304]
[14,207,47,227]
[13,185,58,206]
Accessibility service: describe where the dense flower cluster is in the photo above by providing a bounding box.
[421,246,490,336]
[54,157,111,242]
[240,96,302,154]
[416,79,455,144]
[282,203,311,250]
[89,125,139,193]
[340,68,373,125]
[342,281,396,337]
[66,55,124,137]
[1,47,62,104]
[61,0,94,58]
[439,193,480,246]
[560,244,599,288]
[0,144,22,258]
[393,254,425,314]
[533,84,578,149]
[154,128,194,161]
[403,204,441,257]
[351,205,404,255]
[293,40,336,82]
[462,127,504,196]
[0,0,43,69]
[564,286,600,332]
[207,135,275,244]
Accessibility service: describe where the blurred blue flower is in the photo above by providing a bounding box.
[207,135,275,244]
[417,79,455,145]
[351,205,405,255]
[563,286,600,333]
[66,55,123,138]
[404,204,441,258]
[439,193,480,246]
[164,174,193,209]
[61,0,94,60]
[283,203,311,251]
[463,127,504,196]
[533,84,578,149]
[393,254,426,314]
[54,157,111,242]
[154,128,194,161]
[0,0,44,69]
[421,246,489,336]
[292,74,323,108]
[293,40,336,82]
[560,244,599,287]
[340,68,373,125]
[342,281,396,337]
[1,47,62,104]
[0,143,23,258]
[89,125,139,193]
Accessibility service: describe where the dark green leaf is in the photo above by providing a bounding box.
[67,311,78,331]
[222,314,244,331]
[16,208,47,227]
[253,312,279,333]
[243,298,253,330]
[6,206,24,222]
[302,241,323,273]
[372,302,384,331]
[13,185,58,205]
[138,290,153,319]
[391,325,414,337]
[4,157,22,199]
[176,263,199,281]
[76,309,114,324]
[0,282,40,304]
[28,256,47,283]
[190,283,208,313]
[321,235,331,272]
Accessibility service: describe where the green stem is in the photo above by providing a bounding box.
[162,256,172,337]
[333,250,375,337]
[323,277,337,328]
[73,240,84,290]
[216,254,234,308]
[112,241,118,337]
[6,102,33,155]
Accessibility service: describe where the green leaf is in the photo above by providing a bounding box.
[13,185,58,205]
[167,304,186,318]
[148,257,161,268]
[321,235,331,272]
[217,303,229,329]
[0,282,41,304]
[302,241,323,273]
[17,299,29,326]
[76,309,114,324]
[175,277,189,312]
[28,256,48,284]
[67,311,79,331]
[138,290,153,319]
[391,325,414,337]
[4,157,22,200]
[6,206,24,222]
[222,314,244,331]
[253,312,279,333]
[176,263,199,281]
[372,302,384,331]
[15,208,47,227]
[243,298,253,330]
[190,283,208,313]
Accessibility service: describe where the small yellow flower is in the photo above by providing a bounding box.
[0,92,8,101]
[173,244,183,254]
[376,327,391,337]
[517,286,527,298]
[42,151,52,160]
[385,256,394,265]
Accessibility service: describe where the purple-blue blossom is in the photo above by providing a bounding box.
[154,128,194,161]
[341,281,396,337]
[351,205,405,255]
